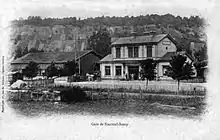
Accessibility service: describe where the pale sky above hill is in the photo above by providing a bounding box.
[2,0,214,19]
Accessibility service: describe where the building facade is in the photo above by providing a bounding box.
[11,50,101,76]
[100,34,193,80]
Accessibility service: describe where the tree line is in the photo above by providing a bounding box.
[12,14,204,29]
[11,14,206,60]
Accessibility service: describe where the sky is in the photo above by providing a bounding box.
[1,0,214,19]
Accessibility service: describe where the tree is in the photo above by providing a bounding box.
[45,62,59,78]
[194,60,207,82]
[88,28,111,57]
[193,46,207,62]
[60,61,77,76]
[14,47,23,59]
[193,45,207,82]
[29,48,44,53]
[22,61,39,79]
[14,45,29,59]
[166,54,195,91]
[140,59,156,86]
[11,72,23,84]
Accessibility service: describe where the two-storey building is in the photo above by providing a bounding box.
[100,33,193,80]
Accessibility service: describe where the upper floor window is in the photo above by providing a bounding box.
[128,46,139,58]
[128,47,133,58]
[134,47,139,57]
[147,45,152,57]
[116,47,121,58]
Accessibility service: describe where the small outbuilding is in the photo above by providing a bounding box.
[11,50,102,76]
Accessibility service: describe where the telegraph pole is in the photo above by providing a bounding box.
[75,33,80,75]
[77,35,80,75]
[1,56,5,112]
[78,36,81,76]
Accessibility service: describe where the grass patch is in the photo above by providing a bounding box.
[59,86,89,103]
[8,98,205,118]
[8,85,206,119]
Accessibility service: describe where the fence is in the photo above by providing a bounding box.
[55,81,206,93]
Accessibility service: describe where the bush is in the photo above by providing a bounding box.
[11,72,23,84]
[60,86,88,103]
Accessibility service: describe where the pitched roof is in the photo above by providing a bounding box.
[11,50,96,64]
[160,51,194,62]
[112,34,171,45]
[177,51,194,61]
[100,54,113,62]
[160,52,176,61]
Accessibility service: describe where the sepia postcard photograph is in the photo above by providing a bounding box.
[0,0,220,139]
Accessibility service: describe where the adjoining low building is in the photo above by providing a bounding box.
[11,50,102,76]
[100,33,194,80]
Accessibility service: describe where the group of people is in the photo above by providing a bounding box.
[86,71,101,81]
[125,72,146,80]
[125,73,140,80]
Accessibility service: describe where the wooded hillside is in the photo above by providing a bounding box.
[11,14,206,59]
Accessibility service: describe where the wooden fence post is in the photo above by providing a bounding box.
[30,91,33,101]
[91,91,93,101]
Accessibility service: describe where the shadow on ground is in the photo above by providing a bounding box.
[8,98,207,119]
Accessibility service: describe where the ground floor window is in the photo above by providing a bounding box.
[128,65,139,80]
[105,66,111,76]
[162,65,169,76]
[115,66,122,76]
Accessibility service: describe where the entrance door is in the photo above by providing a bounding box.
[128,66,139,80]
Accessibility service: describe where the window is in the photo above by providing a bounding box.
[116,47,121,58]
[105,66,111,76]
[128,46,139,58]
[134,47,139,57]
[128,47,133,58]
[162,66,169,76]
[147,46,152,57]
[115,66,122,76]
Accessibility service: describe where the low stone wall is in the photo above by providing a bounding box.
[8,89,60,101]
[24,79,54,87]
